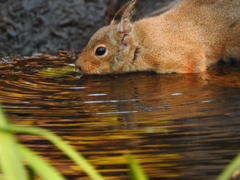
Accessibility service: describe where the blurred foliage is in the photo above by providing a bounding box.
[0,106,149,180]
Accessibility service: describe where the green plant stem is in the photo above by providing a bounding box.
[0,107,28,180]
[18,143,67,180]
[127,154,149,180]
[217,153,240,180]
[9,125,105,180]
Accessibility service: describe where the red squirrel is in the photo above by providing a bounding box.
[75,0,240,74]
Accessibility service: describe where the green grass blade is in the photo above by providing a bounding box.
[127,155,149,180]
[9,125,105,180]
[217,153,240,180]
[18,143,67,180]
[0,107,27,180]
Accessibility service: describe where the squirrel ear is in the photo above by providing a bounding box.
[117,19,133,46]
[117,19,132,35]
[110,0,137,25]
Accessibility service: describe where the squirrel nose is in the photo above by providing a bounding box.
[75,60,81,70]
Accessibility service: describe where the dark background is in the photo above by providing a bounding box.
[0,0,174,56]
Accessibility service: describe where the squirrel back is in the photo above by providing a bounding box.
[75,0,240,74]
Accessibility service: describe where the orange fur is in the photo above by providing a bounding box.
[75,0,240,74]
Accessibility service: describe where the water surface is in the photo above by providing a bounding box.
[1,54,240,179]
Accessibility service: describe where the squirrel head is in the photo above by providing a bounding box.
[75,0,138,74]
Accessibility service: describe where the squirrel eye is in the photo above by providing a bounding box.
[95,46,107,56]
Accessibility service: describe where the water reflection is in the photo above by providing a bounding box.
[1,54,240,179]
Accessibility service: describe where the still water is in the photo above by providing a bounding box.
[1,53,240,180]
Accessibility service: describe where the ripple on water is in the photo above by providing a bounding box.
[1,54,240,179]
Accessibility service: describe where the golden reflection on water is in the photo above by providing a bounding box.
[1,54,240,179]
